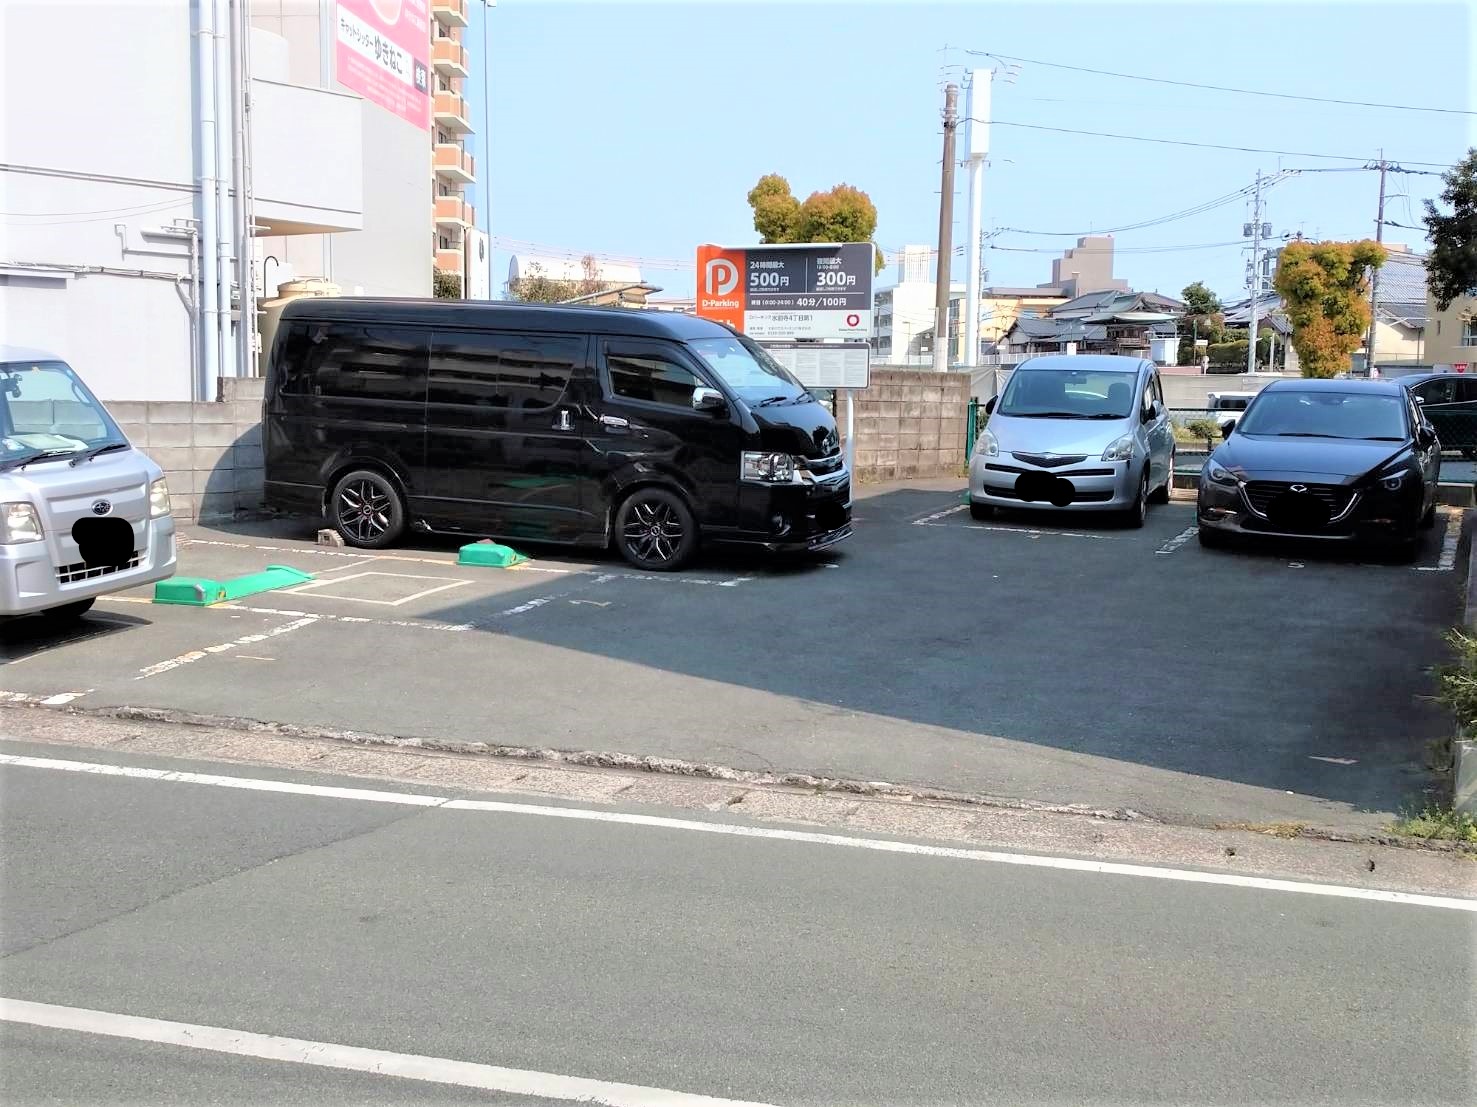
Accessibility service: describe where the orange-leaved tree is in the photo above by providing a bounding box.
[1271,239,1386,378]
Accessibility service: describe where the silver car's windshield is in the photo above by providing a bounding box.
[0,359,125,469]
[998,369,1138,419]
[1237,391,1407,440]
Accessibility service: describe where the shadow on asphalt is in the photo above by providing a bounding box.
[1,611,150,665]
[381,485,1464,820]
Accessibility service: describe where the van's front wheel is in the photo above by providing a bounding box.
[614,488,697,571]
[329,469,406,549]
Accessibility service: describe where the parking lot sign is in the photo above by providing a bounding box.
[696,243,874,342]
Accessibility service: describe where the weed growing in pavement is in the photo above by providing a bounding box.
[1391,805,1477,843]
[1435,629,1477,731]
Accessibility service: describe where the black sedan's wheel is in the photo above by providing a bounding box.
[329,469,406,549]
[614,488,697,571]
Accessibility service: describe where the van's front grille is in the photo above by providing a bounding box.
[804,453,845,477]
[56,552,142,585]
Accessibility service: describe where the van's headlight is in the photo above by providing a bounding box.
[0,502,42,544]
[977,429,999,458]
[149,477,172,518]
[1101,433,1137,462]
[741,452,797,483]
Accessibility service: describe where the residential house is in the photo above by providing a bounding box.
[1365,247,1430,368]
[999,289,1186,363]
[1425,292,1476,371]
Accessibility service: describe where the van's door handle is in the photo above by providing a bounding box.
[600,415,629,429]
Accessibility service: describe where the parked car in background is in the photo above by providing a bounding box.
[969,355,1175,528]
[1197,379,1440,557]
[0,346,177,621]
[1206,391,1257,434]
[1402,372,1477,458]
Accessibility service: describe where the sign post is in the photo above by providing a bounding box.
[695,242,874,474]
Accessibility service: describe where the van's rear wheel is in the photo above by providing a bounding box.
[330,469,406,549]
[614,488,697,571]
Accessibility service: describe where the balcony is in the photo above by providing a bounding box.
[431,0,468,27]
[432,38,469,78]
[434,196,474,228]
[434,143,475,183]
[435,249,465,275]
[433,92,471,133]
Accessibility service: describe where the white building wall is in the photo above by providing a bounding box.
[0,1,198,399]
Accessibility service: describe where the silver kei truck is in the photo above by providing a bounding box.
[0,346,176,621]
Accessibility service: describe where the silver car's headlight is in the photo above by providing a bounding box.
[1101,433,1136,462]
[0,502,42,544]
[1205,461,1239,486]
[149,477,172,518]
[977,429,999,458]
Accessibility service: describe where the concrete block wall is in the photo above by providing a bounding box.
[108,377,266,523]
[839,370,970,482]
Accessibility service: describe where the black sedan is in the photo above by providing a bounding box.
[1197,379,1441,555]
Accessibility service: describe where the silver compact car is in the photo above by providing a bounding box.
[969,355,1175,527]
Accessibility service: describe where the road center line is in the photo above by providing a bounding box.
[0,752,1471,913]
[0,998,777,1107]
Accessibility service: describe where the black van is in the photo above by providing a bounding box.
[263,298,851,570]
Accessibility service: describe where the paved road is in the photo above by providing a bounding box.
[1,742,1473,1105]
[0,483,1464,834]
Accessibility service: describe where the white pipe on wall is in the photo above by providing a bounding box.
[213,0,235,384]
[230,0,253,378]
[195,0,219,401]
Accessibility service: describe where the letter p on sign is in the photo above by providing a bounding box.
[694,245,747,332]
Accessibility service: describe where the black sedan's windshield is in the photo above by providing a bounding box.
[689,337,810,405]
[997,369,1138,419]
[1237,391,1407,441]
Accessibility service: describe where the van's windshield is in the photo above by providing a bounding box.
[689,337,811,407]
[0,360,126,471]
[997,368,1139,419]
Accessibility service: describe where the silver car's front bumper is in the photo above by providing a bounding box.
[0,515,176,616]
[969,454,1139,512]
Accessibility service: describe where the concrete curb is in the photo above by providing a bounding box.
[1458,529,1477,816]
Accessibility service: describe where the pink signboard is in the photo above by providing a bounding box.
[334,0,431,130]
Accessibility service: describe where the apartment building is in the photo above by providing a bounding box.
[430,0,476,293]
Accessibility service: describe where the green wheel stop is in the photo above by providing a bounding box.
[153,565,314,606]
[456,541,528,569]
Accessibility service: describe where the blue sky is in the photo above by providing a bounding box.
[466,0,1472,304]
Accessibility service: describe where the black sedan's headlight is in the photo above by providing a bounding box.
[1203,459,1240,487]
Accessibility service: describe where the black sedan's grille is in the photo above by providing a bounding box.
[1243,481,1355,519]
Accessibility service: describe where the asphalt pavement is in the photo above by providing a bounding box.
[0,482,1465,834]
[2,742,1473,1106]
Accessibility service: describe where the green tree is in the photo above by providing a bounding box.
[1424,148,1477,310]
[432,267,461,299]
[1272,239,1386,378]
[1181,280,1222,316]
[746,174,885,273]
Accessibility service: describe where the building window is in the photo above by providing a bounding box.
[440,236,451,250]
[1463,317,1477,347]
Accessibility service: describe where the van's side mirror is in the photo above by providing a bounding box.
[692,387,727,413]
[984,396,997,415]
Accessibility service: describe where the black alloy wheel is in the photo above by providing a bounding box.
[330,470,406,549]
[614,488,697,571]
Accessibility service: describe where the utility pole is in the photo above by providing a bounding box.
[963,69,991,371]
[933,82,959,374]
[1366,151,1387,374]
[1245,170,1264,376]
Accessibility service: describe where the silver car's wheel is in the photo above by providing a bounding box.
[1123,469,1149,529]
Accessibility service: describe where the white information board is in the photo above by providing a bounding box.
[762,342,871,390]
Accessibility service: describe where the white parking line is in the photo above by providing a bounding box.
[1415,514,1461,572]
[284,571,472,607]
[134,617,319,679]
[959,523,1114,540]
[1155,527,1198,556]
[0,999,778,1107]
[0,691,92,706]
[911,504,969,525]
[102,595,475,633]
[0,751,1471,912]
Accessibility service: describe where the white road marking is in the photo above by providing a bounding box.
[911,503,969,525]
[0,751,1471,913]
[0,999,778,1107]
[1310,756,1358,765]
[1416,514,1460,572]
[0,691,90,706]
[134,617,319,679]
[285,571,471,607]
[1155,526,1198,556]
[103,595,473,632]
[959,523,1114,540]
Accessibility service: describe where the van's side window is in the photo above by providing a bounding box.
[427,332,579,409]
[278,322,425,403]
[607,350,702,408]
